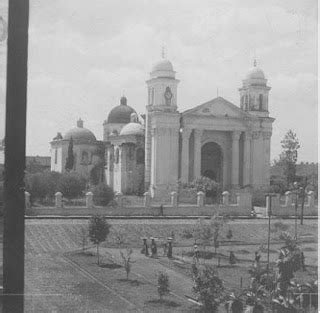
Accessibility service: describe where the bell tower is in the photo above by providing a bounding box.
[144,53,180,199]
[239,60,271,117]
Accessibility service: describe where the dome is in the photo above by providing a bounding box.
[107,96,137,124]
[245,60,265,79]
[151,59,174,72]
[64,119,96,142]
[246,67,265,79]
[120,123,144,136]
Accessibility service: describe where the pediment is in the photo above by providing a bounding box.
[182,97,251,119]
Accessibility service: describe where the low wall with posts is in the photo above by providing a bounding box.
[261,191,317,217]
[25,190,253,216]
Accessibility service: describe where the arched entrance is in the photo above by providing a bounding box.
[201,142,223,184]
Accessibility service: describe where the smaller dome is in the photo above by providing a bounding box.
[120,123,144,136]
[151,59,174,72]
[64,119,96,142]
[107,97,137,124]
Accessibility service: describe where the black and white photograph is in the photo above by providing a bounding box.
[0,0,318,312]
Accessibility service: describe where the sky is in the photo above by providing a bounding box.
[0,0,318,162]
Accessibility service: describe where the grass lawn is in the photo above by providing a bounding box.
[65,250,198,312]
[20,219,320,312]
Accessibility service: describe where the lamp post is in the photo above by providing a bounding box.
[265,193,277,277]
[293,182,299,239]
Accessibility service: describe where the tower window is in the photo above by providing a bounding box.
[259,94,263,110]
[54,149,58,164]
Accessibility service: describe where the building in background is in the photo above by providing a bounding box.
[51,56,275,199]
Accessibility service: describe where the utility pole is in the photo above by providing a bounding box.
[3,0,29,312]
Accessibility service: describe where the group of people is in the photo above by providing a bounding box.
[141,237,173,258]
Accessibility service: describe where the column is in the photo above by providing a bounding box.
[231,131,241,187]
[243,131,251,186]
[181,128,191,183]
[193,129,203,179]
[263,132,272,185]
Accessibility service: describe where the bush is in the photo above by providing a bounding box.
[192,264,224,312]
[25,171,61,203]
[157,272,170,300]
[58,172,86,200]
[91,183,114,206]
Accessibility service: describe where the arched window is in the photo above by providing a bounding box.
[259,94,263,110]
[136,148,145,165]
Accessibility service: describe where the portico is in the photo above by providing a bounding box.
[179,96,272,190]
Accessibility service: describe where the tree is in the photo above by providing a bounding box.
[276,130,300,187]
[157,272,170,301]
[192,264,224,312]
[25,171,61,203]
[58,172,86,200]
[78,225,89,253]
[210,214,227,254]
[91,183,114,206]
[65,137,74,171]
[120,248,135,280]
[88,215,111,265]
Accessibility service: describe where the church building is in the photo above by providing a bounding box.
[50,56,274,200]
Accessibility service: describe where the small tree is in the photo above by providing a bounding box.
[193,264,224,312]
[65,137,74,171]
[79,225,89,253]
[210,214,227,254]
[89,215,111,265]
[275,130,300,187]
[120,248,135,280]
[157,272,170,301]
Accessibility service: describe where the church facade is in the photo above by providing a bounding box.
[50,56,274,199]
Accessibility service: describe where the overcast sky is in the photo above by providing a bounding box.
[0,0,318,162]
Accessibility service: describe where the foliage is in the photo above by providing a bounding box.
[192,264,224,312]
[275,232,301,296]
[120,248,135,280]
[271,222,289,233]
[157,272,170,300]
[65,137,74,171]
[90,183,114,206]
[181,215,228,253]
[210,214,227,254]
[88,215,111,264]
[25,171,61,203]
[275,130,300,187]
[189,176,221,203]
[58,172,86,200]
[270,175,287,195]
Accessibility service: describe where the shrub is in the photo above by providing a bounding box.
[58,172,86,200]
[192,264,224,312]
[25,171,61,203]
[157,272,170,300]
[91,183,114,206]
